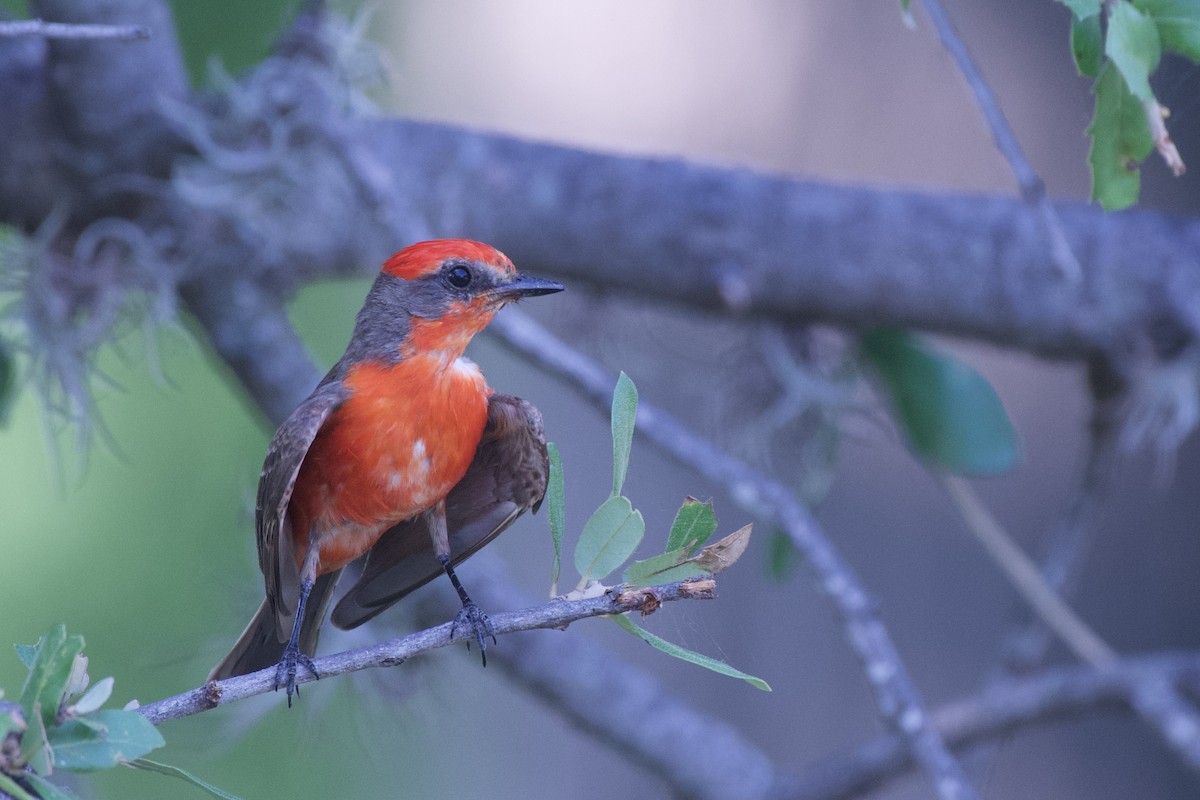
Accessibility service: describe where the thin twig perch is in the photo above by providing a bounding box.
[138,579,716,726]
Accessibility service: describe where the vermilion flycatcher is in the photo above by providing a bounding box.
[209,239,563,702]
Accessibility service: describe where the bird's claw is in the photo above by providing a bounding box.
[451,601,497,666]
[274,645,318,707]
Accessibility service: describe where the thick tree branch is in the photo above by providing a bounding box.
[371,118,1200,363]
[28,0,186,190]
[4,4,1200,366]
[138,578,716,726]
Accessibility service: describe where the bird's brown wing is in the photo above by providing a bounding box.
[256,378,348,639]
[330,392,549,630]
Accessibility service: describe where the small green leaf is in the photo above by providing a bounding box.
[766,530,801,581]
[1056,0,1102,18]
[1134,0,1200,61]
[15,643,37,670]
[19,626,85,730]
[610,372,638,497]
[48,710,164,772]
[665,497,718,555]
[1071,12,1104,77]
[624,546,709,588]
[71,677,113,716]
[1107,1,1162,100]
[862,328,1019,476]
[127,759,244,800]
[546,443,565,596]
[16,773,77,800]
[1088,61,1154,210]
[575,495,645,585]
[611,615,771,691]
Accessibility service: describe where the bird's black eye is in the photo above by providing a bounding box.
[447,264,472,288]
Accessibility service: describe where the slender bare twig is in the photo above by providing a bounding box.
[137,578,716,725]
[919,0,1081,281]
[942,477,1115,664]
[490,311,979,800]
[1001,491,1097,668]
[941,476,1200,773]
[788,649,1200,800]
[967,370,1117,787]
[0,18,149,40]
[1000,481,1100,672]
[1003,360,1120,674]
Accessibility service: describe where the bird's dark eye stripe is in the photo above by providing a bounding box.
[447,264,472,288]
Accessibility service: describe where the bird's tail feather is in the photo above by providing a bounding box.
[208,571,340,681]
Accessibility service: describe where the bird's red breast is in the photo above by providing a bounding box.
[288,351,491,573]
[284,241,523,574]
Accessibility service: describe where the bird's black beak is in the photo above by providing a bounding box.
[493,273,565,300]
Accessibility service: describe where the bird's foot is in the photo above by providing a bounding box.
[274,644,318,707]
[451,601,498,666]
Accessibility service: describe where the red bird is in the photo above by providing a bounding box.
[210,239,563,702]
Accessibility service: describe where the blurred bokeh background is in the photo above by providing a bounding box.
[2,1,1199,798]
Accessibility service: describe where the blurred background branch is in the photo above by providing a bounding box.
[791,648,1200,800]
[0,18,149,40]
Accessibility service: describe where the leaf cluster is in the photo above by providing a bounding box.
[1,625,236,800]
[546,373,769,691]
[1062,0,1200,208]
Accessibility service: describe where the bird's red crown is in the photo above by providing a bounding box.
[381,239,516,281]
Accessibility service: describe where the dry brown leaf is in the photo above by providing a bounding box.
[690,524,752,576]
